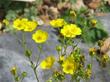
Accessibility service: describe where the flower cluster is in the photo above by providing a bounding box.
[13,18,48,44]
[11,17,105,82]
[40,55,77,75]
[13,18,37,32]
[61,24,82,38]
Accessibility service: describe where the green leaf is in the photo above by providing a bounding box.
[6,10,17,20]
[82,28,108,44]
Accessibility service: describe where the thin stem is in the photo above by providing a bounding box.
[21,78,24,82]
[14,32,22,45]
[63,37,67,56]
[29,57,39,82]
[33,68,39,82]
[22,32,27,52]
[61,46,63,55]
[14,32,40,82]
[13,75,20,82]
[35,44,42,69]
[72,39,82,52]
[91,57,93,65]
[64,45,67,55]
[14,32,27,52]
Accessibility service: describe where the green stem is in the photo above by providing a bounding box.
[91,57,93,67]
[64,45,67,55]
[21,33,39,82]
[57,50,60,56]
[14,32,40,82]
[33,68,39,82]
[63,37,67,55]
[14,32,22,45]
[35,44,42,68]
[21,78,24,82]
[22,32,27,51]
[29,57,39,82]
[14,32,39,82]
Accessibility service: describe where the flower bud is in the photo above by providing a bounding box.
[10,66,17,76]
[91,19,97,27]
[56,45,62,51]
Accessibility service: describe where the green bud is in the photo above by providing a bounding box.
[15,76,20,81]
[21,72,27,78]
[25,49,32,58]
[87,64,92,69]
[98,40,103,47]
[47,79,52,82]
[10,66,17,76]
[56,45,62,51]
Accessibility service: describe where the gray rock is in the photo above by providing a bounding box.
[0,48,55,82]
[0,25,58,82]
[0,49,36,82]
[97,14,110,36]
[0,14,110,82]
[0,25,58,61]
[78,43,110,82]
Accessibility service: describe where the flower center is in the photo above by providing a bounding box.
[66,64,73,70]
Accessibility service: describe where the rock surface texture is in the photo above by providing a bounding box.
[0,49,37,82]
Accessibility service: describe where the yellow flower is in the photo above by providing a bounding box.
[3,19,9,26]
[20,18,28,28]
[13,18,37,31]
[24,21,37,32]
[10,66,17,75]
[91,19,97,27]
[61,24,82,38]
[62,57,77,74]
[40,56,55,69]
[50,18,66,28]
[13,18,24,30]
[32,30,48,43]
